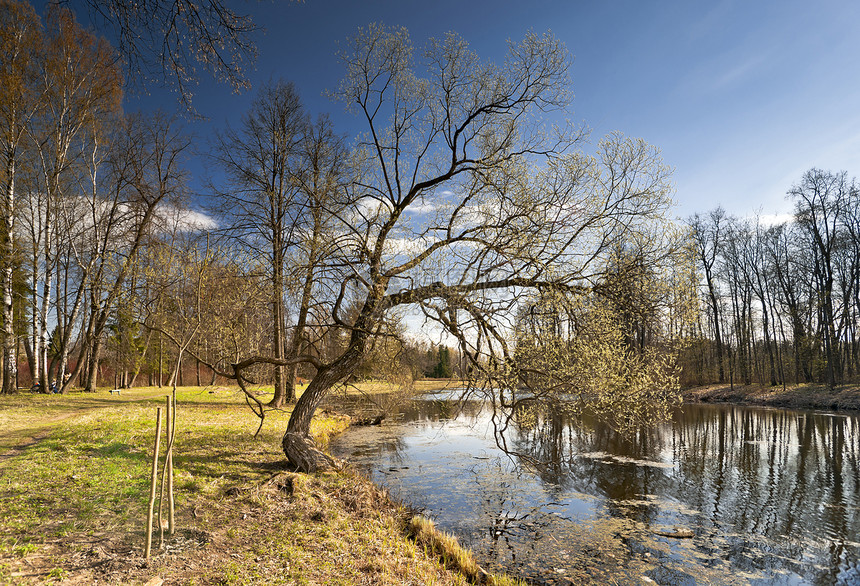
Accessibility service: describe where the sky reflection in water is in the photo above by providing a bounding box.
[330,397,860,585]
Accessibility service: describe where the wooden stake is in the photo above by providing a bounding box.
[167,392,175,535]
[145,407,163,560]
[157,399,167,548]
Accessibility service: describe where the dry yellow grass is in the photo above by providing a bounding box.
[0,384,520,585]
[408,516,525,586]
[683,382,860,411]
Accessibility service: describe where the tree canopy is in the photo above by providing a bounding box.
[1,10,691,473]
[236,25,686,469]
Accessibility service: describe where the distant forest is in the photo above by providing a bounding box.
[3,3,858,398]
[685,168,860,389]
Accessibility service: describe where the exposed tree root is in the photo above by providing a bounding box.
[282,432,342,473]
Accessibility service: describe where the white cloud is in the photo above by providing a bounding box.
[383,235,440,256]
[177,209,218,231]
[754,212,794,227]
[157,205,218,231]
[405,201,438,214]
[356,196,393,216]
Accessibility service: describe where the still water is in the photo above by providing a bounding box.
[330,394,860,585]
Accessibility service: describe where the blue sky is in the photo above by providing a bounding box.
[115,0,860,221]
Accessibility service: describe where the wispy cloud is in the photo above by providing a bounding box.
[709,53,769,92]
[383,235,440,256]
[677,45,773,98]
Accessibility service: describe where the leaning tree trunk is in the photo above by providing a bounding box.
[281,274,389,471]
[281,432,341,474]
[281,347,364,472]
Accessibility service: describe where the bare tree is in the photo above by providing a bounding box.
[213,81,350,407]
[765,221,813,383]
[63,0,259,111]
[223,26,679,471]
[790,169,851,387]
[211,80,306,406]
[840,185,860,376]
[746,216,778,386]
[689,208,727,382]
[280,114,349,403]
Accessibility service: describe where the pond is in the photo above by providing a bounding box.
[329,393,860,585]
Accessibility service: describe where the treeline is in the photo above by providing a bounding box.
[7,2,800,408]
[0,3,184,394]
[685,168,860,388]
[0,3,470,396]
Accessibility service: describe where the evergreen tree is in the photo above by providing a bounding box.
[432,346,452,378]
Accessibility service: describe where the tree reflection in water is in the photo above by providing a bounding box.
[331,398,860,585]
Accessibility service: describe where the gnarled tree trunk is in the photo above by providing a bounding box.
[282,340,366,471]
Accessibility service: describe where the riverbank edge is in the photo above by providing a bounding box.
[321,388,523,586]
[681,382,860,412]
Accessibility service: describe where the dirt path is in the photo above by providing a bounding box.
[0,388,171,462]
[0,407,96,461]
[0,429,55,461]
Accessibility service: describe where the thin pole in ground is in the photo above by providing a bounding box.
[145,407,163,560]
[168,390,175,535]
[158,391,178,549]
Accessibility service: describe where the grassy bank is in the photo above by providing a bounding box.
[0,383,518,585]
[682,382,860,411]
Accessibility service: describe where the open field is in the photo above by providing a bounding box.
[0,383,518,585]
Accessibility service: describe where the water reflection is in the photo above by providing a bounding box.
[330,399,860,585]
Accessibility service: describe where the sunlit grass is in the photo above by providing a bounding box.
[408,516,525,586]
[0,383,514,585]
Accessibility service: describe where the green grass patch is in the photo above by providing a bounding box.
[0,384,509,585]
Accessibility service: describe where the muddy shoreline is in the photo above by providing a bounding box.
[682,382,860,412]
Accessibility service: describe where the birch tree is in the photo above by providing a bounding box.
[25,5,122,391]
[0,0,41,393]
